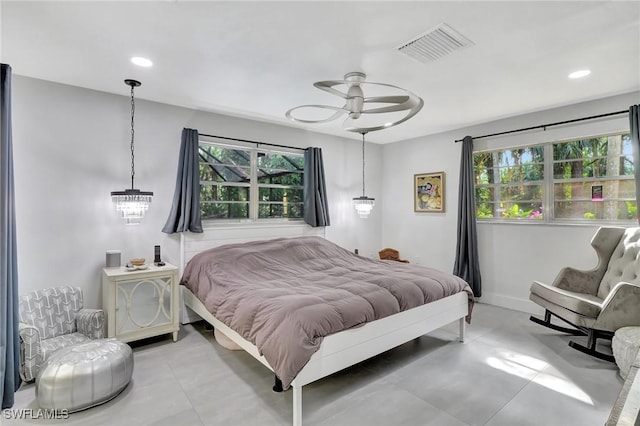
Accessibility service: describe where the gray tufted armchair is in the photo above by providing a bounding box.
[18,286,105,381]
[529,226,640,361]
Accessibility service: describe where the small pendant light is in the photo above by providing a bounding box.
[352,132,375,218]
[111,79,153,224]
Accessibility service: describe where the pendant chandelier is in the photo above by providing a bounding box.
[353,132,375,218]
[111,79,153,225]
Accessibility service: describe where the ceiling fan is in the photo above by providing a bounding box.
[285,72,424,133]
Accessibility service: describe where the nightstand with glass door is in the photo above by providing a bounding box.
[102,263,179,343]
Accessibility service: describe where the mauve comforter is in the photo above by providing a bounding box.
[181,236,474,388]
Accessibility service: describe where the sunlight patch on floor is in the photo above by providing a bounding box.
[487,349,594,405]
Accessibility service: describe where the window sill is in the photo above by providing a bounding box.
[201,219,306,230]
[476,219,635,227]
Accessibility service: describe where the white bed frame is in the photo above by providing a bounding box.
[179,224,468,426]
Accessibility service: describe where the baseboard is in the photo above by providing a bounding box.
[477,292,544,315]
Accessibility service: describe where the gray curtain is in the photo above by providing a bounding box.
[453,136,481,297]
[1,63,21,408]
[162,128,203,233]
[631,105,640,225]
[303,147,331,227]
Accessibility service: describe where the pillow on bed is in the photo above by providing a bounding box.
[214,328,242,351]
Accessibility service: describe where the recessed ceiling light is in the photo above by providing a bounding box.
[131,57,153,67]
[568,69,591,79]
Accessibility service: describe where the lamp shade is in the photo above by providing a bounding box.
[353,196,375,218]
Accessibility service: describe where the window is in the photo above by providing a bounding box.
[474,132,635,223]
[475,146,544,220]
[199,141,304,221]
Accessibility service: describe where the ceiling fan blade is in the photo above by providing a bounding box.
[324,108,349,122]
[363,95,410,104]
[314,80,352,99]
[285,104,348,124]
[343,115,390,133]
[361,104,412,114]
[361,95,423,114]
[343,96,424,133]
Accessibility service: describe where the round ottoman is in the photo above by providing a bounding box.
[612,327,640,380]
[36,339,133,412]
[214,328,242,351]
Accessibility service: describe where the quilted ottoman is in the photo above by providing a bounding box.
[36,338,133,412]
[612,327,640,380]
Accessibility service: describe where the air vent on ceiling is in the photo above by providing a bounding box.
[397,23,474,63]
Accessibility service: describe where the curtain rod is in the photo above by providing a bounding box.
[454,109,629,143]
[198,133,308,151]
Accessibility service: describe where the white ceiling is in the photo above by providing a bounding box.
[1,1,639,144]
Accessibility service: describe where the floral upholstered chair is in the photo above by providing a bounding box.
[18,286,105,381]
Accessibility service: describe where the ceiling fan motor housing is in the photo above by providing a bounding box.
[345,72,365,119]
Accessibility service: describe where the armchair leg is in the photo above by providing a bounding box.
[529,311,585,336]
[568,329,615,362]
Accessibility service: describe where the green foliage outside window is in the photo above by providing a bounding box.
[474,133,636,223]
[199,143,304,221]
[474,147,544,220]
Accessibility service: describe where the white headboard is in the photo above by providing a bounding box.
[179,223,326,274]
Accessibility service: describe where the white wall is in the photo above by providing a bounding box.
[11,76,383,309]
[381,91,640,313]
[12,75,639,315]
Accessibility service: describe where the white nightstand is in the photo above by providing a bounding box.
[102,263,179,343]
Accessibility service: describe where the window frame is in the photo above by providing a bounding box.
[474,131,635,225]
[199,139,305,224]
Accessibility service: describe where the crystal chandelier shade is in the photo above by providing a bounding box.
[353,196,375,218]
[111,79,153,224]
[111,189,153,225]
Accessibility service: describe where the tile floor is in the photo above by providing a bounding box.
[5,303,623,426]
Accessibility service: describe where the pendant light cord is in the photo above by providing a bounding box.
[130,84,136,190]
[361,132,366,197]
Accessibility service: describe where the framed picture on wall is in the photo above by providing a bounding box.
[591,185,603,201]
[414,172,445,213]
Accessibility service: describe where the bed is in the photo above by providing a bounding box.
[179,226,473,426]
